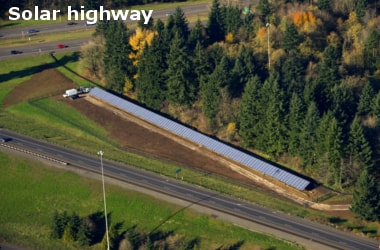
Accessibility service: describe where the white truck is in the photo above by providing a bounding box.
[63,88,78,98]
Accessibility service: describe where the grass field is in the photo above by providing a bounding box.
[0,152,303,250]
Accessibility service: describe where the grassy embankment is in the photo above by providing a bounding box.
[0,52,379,244]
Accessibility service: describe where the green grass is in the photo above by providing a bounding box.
[0,152,303,250]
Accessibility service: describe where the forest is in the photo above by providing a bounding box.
[66,0,380,220]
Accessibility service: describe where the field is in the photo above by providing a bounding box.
[0,152,303,250]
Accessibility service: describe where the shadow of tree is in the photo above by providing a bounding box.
[328,217,347,225]
[149,192,218,235]
[215,240,245,250]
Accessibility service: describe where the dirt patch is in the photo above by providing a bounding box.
[3,68,77,108]
[59,94,260,186]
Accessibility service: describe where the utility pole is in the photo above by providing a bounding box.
[266,22,271,71]
[98,150,110,250]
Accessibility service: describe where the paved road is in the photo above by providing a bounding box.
[1,129,379,250]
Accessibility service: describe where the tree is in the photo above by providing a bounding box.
[135,36,167,110]
[287,93,305,156]
[207,0,225,44]
[256,0,272,20]
[193,41,211,89]
[354,0,368,19]
[357,82,375,116]
[326,117,343,188]
[300,102,320,167]
[188,19,206,50]
[165,33,195,105]
[129,27,156,66]
[317,0,330,10]
[222,5,243,35]
[230,46,257,97]
[102,20,133,93]
[313,45,341,113]
[170,7,190,41]
[373,92,380,121]
[344,116,373,186]
[364,30,380,72]
[282,22,303,52]
[351,169,380,221]
[280,50,305,96]
[258,73,287,157]
[238,76,262,147]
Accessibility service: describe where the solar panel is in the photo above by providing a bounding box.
[90,87,311,190]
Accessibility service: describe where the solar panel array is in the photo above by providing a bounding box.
[90,87,311,190]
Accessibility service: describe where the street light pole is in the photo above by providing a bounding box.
[266,22,271,71]
[98,150,110,250]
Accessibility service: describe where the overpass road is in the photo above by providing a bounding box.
[1,129,379,250]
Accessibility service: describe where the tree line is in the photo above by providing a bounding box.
[79,0,380,221]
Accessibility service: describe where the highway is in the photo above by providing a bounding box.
[0,3,213,58]
[1,129,379,250]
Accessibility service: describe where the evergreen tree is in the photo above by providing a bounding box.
[355,0,368,19]
[222,5,243,34]
[326,117,343,188]
[135,36,167,110]
[171,7,190,41]
[357,82,375,116]
[200,56,231,121]
[77,220,91,246]
[347,116,373,171]
[207,0,225,44]
[230,46,257,97]
[238,76,262,147]
[193,41,211,90]
[313,45,341,113]
[364,30,380,72]
[317,0,330,10]
[281,51,305,96]
[165,33,195,105]
[145,235,154,250]
[351,170,380,221]
[287,93,305,156]
[256,0,272,20]
[300,102,320,167]
[330,84,356,130]
[50,210,62,239]
[258,73,287,157]
[373,92,380,121]
[103,20,133,93]
[282,22,303,52]
[188,19,206,50]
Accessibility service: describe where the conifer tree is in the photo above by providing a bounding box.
[351,170,380,221]
[165,33,195,105]
[326,117,343,188]
[193,41,211,90]
[103,20,133,94]
[258,73,287,157]
[373,92,380,121]
[281,50,305,96]
[287,93,305,156]
[300,102,320,167]
[282,22,303,52]
[207,0,225,44]
[135,36,167,110]
[188,19,206,50]
[357,82,375,116]
[238,76,262,147]
[171,7,190,41]
[347,116,373,172]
